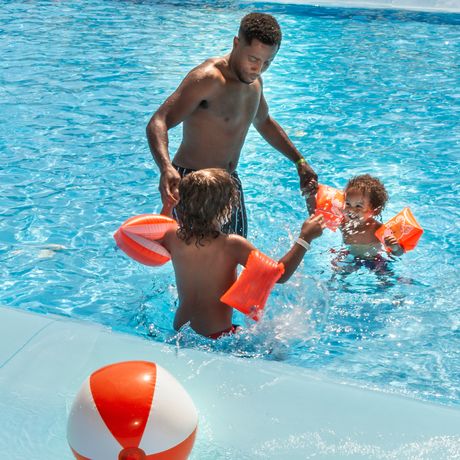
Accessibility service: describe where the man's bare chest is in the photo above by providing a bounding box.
[198,87,260,125]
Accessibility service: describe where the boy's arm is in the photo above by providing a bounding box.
[383,235,405,256]
[230,216,324,283]
[230,235,257,267]
[277,215,324,283]
[159,227,178,253]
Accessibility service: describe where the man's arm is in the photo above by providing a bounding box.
[253,87,318,195]
[146,70,219,212]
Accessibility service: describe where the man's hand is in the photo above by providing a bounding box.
[297,161,318,214]
[159,167,181,214]
[297,161,318,196]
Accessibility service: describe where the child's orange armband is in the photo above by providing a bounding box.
[114,214,177,266]
[220,250,285,321]
[314,184,345,231]
[375,207,423,253]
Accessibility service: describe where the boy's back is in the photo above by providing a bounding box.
[161,168,323,339]
[163,230,253,337]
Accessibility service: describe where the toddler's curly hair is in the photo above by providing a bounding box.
[345,174,389,214]
[176,169,239,245]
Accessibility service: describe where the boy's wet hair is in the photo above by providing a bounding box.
[239,13,282,47]
[345,174,389,214]
[176,169,239,245]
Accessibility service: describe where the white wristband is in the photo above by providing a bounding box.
[295,237,311,251]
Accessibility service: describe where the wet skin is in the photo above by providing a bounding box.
[146,35,317,212]
[341,189,403,257]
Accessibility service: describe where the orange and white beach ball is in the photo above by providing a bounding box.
[67,361,198,460]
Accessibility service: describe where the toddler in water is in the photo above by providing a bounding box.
[160,168,324,339]
[340,174,404,258]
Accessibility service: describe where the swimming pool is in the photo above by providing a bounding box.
[1,0,459,413]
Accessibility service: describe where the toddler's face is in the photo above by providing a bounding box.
[343,189,375,223]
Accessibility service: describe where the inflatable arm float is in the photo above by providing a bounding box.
[220,250,285,321]
[114,214,177,266]
[314,184,345,231]
[375,207,423,252]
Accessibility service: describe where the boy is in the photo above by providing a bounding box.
[161,168,324,339]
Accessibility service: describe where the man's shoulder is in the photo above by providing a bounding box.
[185,57,227,85]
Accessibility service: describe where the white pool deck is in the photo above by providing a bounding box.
[0,306,459,459]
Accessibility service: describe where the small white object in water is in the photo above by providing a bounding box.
[37,244,66,259]
[41,244,66,251]
[38,249,56,259]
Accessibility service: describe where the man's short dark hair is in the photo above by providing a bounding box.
[239,13,282,47]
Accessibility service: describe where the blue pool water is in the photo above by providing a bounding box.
[1,0,459,407]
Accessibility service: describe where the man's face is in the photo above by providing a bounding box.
[232,37,278,84]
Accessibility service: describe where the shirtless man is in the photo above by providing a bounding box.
[146,12,318,237]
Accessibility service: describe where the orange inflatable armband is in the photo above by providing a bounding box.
[220,250,285,321]
[375,207,423,253]
[314,184,345,231]
[114,214,177,266]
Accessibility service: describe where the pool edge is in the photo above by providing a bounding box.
[1,305,459,459]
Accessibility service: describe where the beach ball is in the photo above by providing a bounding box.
[67,361,198,460]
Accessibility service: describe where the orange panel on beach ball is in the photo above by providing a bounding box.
[314,184,345,231]
[375,207,423,252]
[114,214,177,266]
[67,361,198,460]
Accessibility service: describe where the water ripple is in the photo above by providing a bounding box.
[0,0,459,409]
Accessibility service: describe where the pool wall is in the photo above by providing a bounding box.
[1,306,459,459]
[244,0,460,13]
